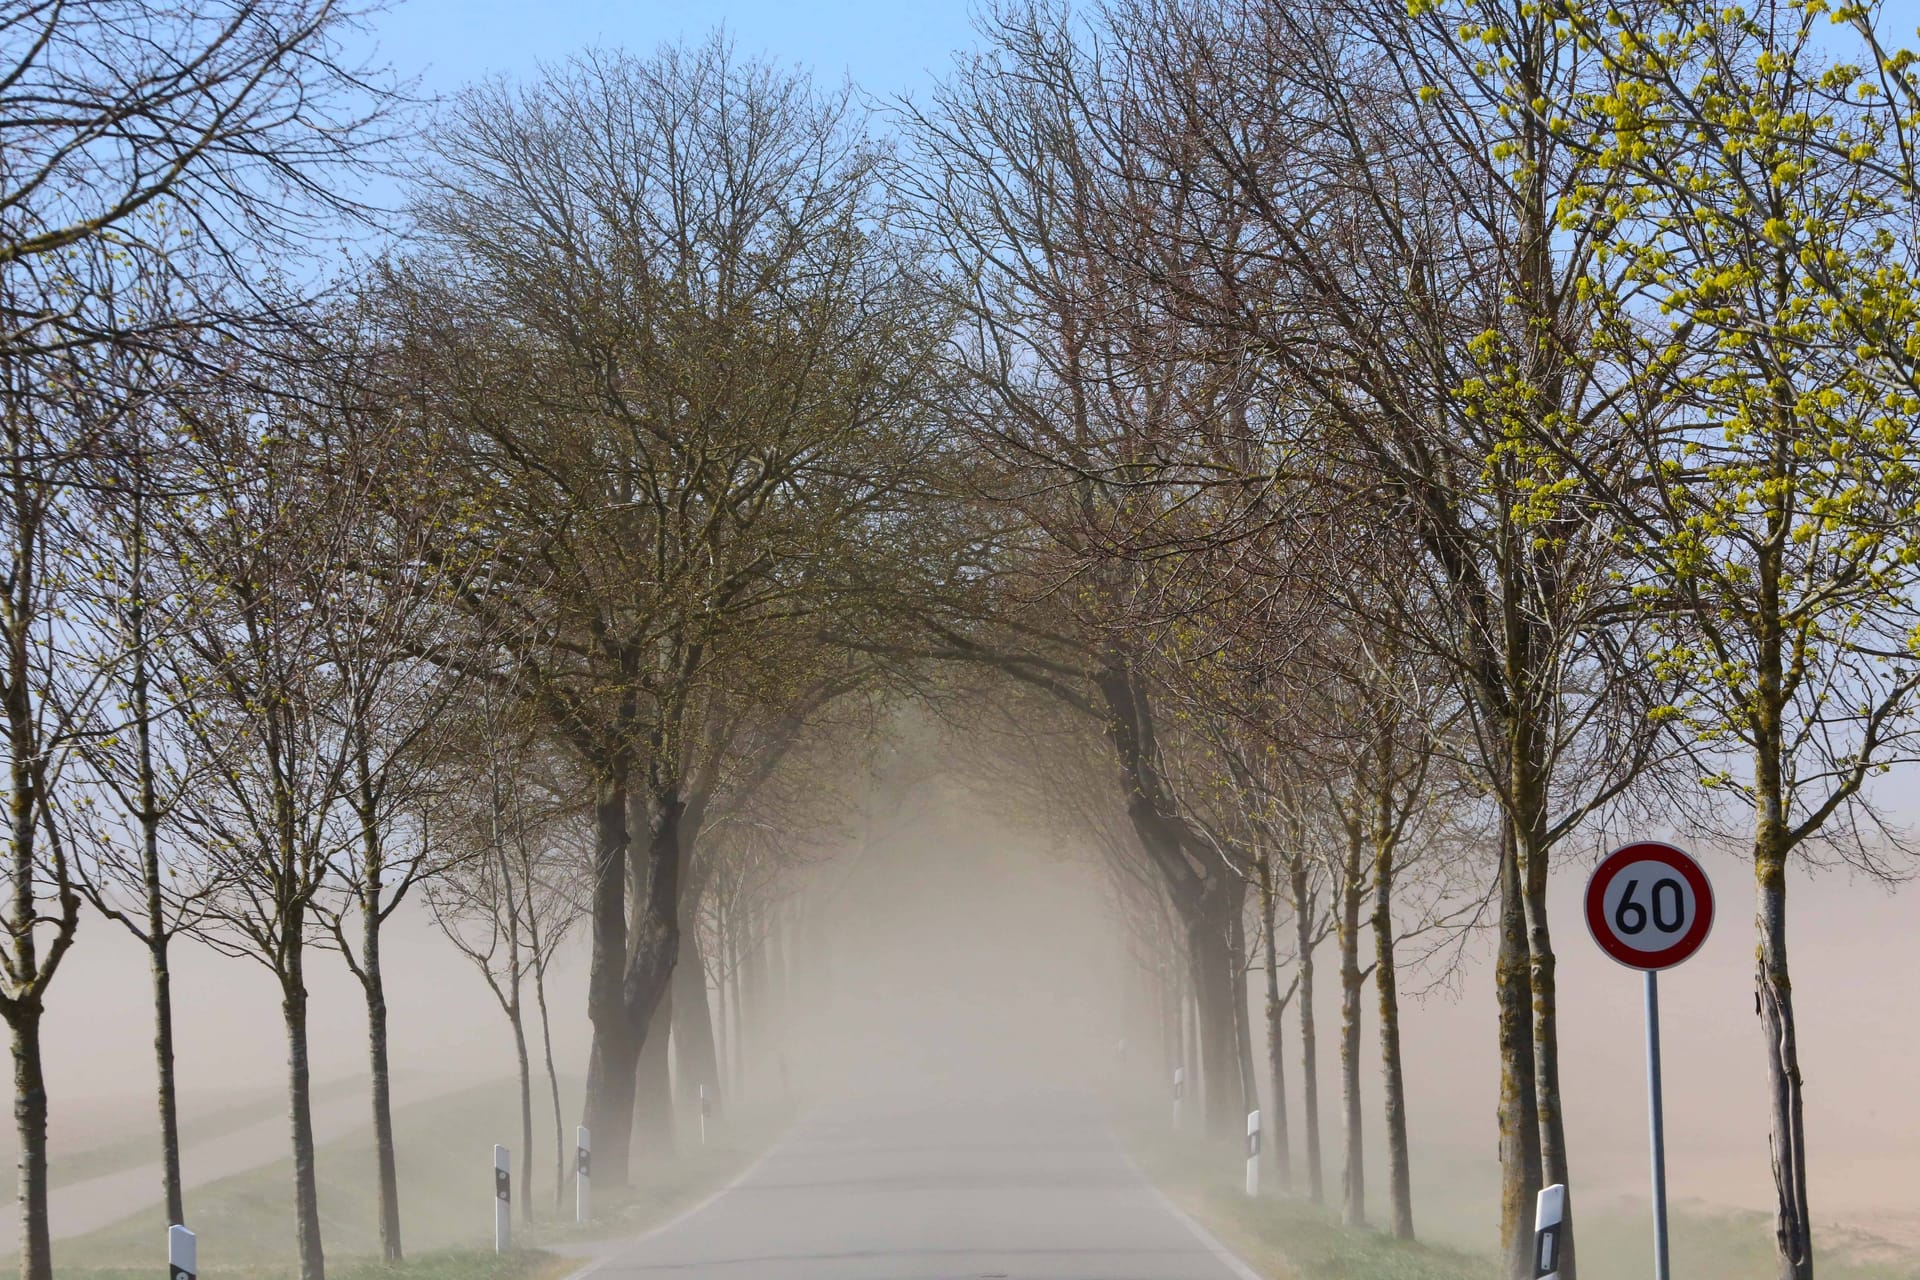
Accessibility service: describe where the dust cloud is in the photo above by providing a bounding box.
[32,732,1920,1261]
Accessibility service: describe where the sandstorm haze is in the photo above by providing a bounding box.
[31,718,1920,1257]
[5,1,1920,1280]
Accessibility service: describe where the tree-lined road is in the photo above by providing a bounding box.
[578,1091,1257,1280]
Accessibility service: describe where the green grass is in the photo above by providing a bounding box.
[0,1076,367,1201]
[1126,1123,1487,1280]
[1125,1119,1920,1280]
[64,1246,575,1280]
[1575,1203,1920,1280]
[36,1075,788,1280]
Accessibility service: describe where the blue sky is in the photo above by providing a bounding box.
[362,0,983,103]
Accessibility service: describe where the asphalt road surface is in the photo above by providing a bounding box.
[580,1088,1260,1280]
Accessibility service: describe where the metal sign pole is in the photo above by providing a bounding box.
[1645,970,1671,1280]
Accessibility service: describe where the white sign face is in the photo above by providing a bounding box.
[1598,860,1700,955]
[1585,841,1715,971]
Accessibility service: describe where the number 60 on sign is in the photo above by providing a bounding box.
[1585,841,1714,971]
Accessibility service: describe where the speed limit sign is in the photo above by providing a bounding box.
[1585,841,1714,970]
[1585,839,1714,1280]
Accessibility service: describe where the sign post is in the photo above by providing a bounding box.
[1585,841,1714,1280]
[1245,1110,1261,1198]
[493,1144,511,1253]
[168,1224,196,1280]
[1171,1067,1185,1133]
[576,1126,591,1224]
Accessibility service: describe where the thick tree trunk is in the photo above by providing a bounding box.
[623,785,684,1150]
[362,912,403,1261]
[11,1004,51,1280]
[1259,866,1291,1189]
[673,926,722,1119]
[1497,820,1543,1280]
[1335,835,1366,1229]
[583,1028,641,1190]
[1757,815,1812,1279]
[633,988,674,1158]
[1290,863,1324,1205]
[1185,911,1240,1138]
[283,946,326,1280]
[1374,848,1413,1240]
[583,776,635,1186]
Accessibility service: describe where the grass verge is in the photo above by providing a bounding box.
[1124,1120,1920,1280]
[1124,1123,1486,1280]
[38,1077,790,1280]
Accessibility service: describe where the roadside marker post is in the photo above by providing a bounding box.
[168,1224,196,1280]
[1533,1183,1566,1279]
[576,1126,591,1224]
[1585,840,1715,1280]
[699,1085,711,1147]
[1244,1110,1261,1198]
[493,1144,511,1253]
[1171,1068,1185,1133]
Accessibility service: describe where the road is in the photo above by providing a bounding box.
[578,1088,1260,1280]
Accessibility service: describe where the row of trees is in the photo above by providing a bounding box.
[7,4,1920,1280]
[879,5,1920,1280]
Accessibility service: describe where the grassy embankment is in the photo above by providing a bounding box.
[1126,1123,1920,1280]
[36,1077,787,1280]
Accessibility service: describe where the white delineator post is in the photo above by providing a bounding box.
[698,1085,711,1147]
[493,1144,511,1253]
[1171,1067,1185,1133]
[1245,1110,1262,1197]
[576,1126,591,1224]
[1534,1183,1566,1279]
[168,1224,196,1280]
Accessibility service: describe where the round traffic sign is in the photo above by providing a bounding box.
[1584,841,1714,971]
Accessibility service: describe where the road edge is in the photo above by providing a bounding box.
[554,1115,805,1280]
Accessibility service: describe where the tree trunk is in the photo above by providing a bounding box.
[1757,814,1812,1279]
[149,940,185,1229]
[533,959,565,1211]
[1290,863,1325,1204]
[1520,828,1571,1277]
[1374,844,1413,1240]
[283,945,326,1280]
[130,601,184,1230]
[633,987,674,1159]
[673,926,722,1119]
[726,922,745,1100]
[1336,831,1367,1229]
[623,784,684,1156]
[1185,911,1240,1138]
[1229,893,1259,1117]
[1497,819,1543,1280]
[583,775,636,1186]
[583,1027,641,1191]
[510,996,534,1223]
[1259,864,1291,1189]
[11,1003,52,1280]
[362,911,403,1261]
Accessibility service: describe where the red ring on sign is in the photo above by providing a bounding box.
[1584,841,1715,971]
